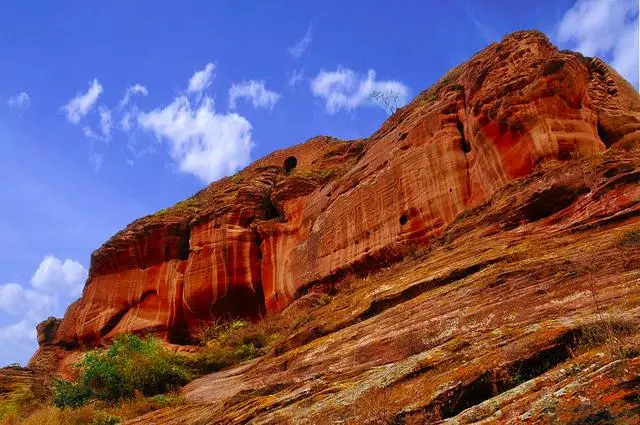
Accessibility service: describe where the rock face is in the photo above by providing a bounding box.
[40,31,640,367]
[125,128,640,424]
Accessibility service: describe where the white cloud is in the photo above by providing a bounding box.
[0,283,56,322]
[288,69,304,88]
[0,256,86,362]
[31,255,87,297]
[0,320,36,344]
[557,0,639,88]
[310,67,410,114]
[121,111,134,132]
[289,25,313,58]
[120,84,148,108]
[138,95,252,182]
[63,79,103,123]
[228,80,281,110]
[187,63,216,93]
[99,107,113,138]
[7,92,30,109]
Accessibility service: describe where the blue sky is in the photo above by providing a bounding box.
[0,0,638,366]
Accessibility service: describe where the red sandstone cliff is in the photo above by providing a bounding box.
[31,31,640,373]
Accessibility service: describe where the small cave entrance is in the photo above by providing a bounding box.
[597,122,614,149]
[262,191,284,221]
[283,156,298,175]
[399,214,409,226]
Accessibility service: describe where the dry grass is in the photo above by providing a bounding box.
[0,394,185,425]
[619,229,640,248]
[346,387,399,425]
[576,317,639,359]
[0,384,40,424]
[191,313,302,374]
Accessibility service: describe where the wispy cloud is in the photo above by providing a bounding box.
[465,5,499,44]
[119,84,148,108]
[310,67,409,114]
[7,92,31,109]
[557,0,639,88]
[89,152,103,172]
[63,79,103,123]
[99,107,113,139]
[288,25,313,58]
[288,69,304,88]
[82,126,101,140]
[228,80,281,110]
[187,63,216,93]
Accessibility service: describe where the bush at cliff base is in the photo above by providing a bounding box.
[53,334,191,408]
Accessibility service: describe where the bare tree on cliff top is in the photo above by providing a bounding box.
[368,89,401,115]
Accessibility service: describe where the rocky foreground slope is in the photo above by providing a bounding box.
[19,30,640,423]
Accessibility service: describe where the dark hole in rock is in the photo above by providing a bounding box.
[597,122,614,148]
[457,119,471,153]
[208,285,266,321]
[399,132,408,141]
[516,184,589,224]
[283,156,298,174]
[262,192,284,221]
[399,215,409,226]
[178,226,190,260]
[255,236,263,261]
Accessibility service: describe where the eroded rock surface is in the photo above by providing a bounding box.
[122,142,640,424]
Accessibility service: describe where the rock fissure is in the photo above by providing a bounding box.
[416,332,577,422]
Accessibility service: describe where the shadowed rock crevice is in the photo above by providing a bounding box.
[252,230,267,318]
[99,307,130,338]
[514,184,590,224]
[457,118,471,154]
[262,191,284,221]
[598,121,614,148]
[415,332,576,422]
[178,226,191,260]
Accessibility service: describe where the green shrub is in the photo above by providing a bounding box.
[234,343,258,360]
[53,379,94,409]
[54,334,192,408]
[149,394,185,408]
[192,318,284,373]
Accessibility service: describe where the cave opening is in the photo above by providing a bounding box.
[597,122,614,148]
[399,214,408,226]
[283,156,298,174]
